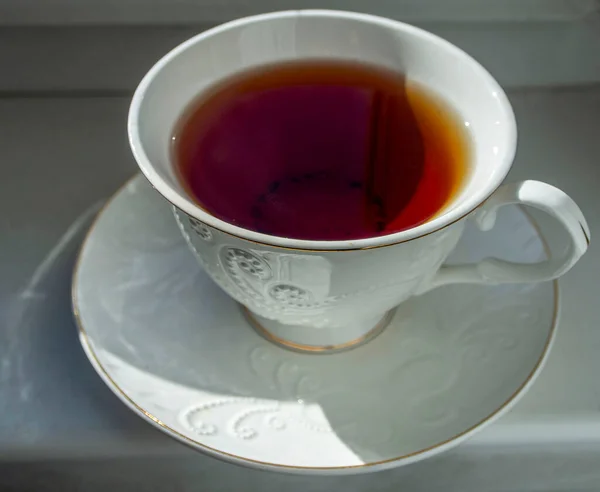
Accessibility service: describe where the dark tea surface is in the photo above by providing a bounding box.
[173,60,470,240]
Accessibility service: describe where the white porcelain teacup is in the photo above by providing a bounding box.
[128,10,589,352]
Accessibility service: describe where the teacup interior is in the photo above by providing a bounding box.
[131,11,515,238]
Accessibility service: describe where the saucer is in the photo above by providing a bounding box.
[73,175,557,474]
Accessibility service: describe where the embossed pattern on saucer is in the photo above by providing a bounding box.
[73,175,557,474]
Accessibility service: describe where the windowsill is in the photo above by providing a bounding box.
[1,17,600,489]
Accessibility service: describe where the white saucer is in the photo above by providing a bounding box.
[73,175,557,474]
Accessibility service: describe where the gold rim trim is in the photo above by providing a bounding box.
[169,199,479,252]
[581,223,591,246]
[170,198,478,252]
[243,307,394,354]
[71,175,559,472]
[154,162,496,252]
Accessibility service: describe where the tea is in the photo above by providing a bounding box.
[173,60,470,240]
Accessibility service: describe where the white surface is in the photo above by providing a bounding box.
[0,86,599,487]
[74,175,556,471]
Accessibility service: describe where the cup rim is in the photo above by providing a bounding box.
[128,9,517,251]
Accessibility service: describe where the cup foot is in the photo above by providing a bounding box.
[242,308,394,354]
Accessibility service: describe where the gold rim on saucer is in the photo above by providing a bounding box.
[72,174,559,472]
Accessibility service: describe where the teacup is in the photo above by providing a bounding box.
[128,10,589,352]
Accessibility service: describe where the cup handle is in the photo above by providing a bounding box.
[424,180,590,290]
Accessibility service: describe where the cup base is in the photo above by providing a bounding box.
[242,307,395,354]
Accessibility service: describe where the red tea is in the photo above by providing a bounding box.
[173,60,470,240]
